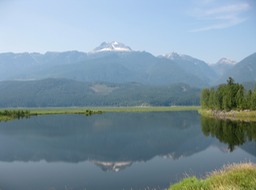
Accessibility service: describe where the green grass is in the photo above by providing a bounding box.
[29,108,103,115]
[198,109,256,122]
[169,163,256,190]
[0,108,103,121]
[0,106,199,121]
[0,106,199,114]
[88,106,200,112]
[0,110,31,121]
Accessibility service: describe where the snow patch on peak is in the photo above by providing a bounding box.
[163,52,180,60]
[216,58,236,65]
[163,52,195,61]
[93,41,133,53]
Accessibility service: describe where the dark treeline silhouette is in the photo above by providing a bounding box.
[201,77,256,111]
[201,116,256,151]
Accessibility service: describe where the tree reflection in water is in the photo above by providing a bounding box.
[201,116,256,151]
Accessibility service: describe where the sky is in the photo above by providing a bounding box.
[0,0,255,63]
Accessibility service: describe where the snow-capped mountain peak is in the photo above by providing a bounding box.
[93,41,133,53]
[162,52,180,60]
[216,58,236,65]
[162,52,198,62]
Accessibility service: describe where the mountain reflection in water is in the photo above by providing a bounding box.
[93,161,132,172]
[0,112,255,190]
[0,112,210,170]
[0,112,255,173]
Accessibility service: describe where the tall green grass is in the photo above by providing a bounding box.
[169,163,256,190]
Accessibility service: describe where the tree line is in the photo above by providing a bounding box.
[201,77,256,111]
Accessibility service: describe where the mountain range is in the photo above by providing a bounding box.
[0,41,255,107]
[1,41,254,87]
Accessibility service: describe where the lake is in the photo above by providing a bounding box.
[0,111,255,190]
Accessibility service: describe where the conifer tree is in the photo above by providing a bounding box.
[200,77,255,111]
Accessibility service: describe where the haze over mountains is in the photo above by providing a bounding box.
[0,41,255,107]
[211,58,237,77]
[218,52,256,84]
[0,41,255,85]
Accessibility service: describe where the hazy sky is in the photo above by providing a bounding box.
[0,0,255,63]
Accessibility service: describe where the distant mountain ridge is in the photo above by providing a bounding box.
[216,58,236,65]
[211,58,236,77]
[162,52,217,85]
[218,52,256,83]
[0,42,255,87]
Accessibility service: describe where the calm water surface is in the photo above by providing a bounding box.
[0,111,255,190]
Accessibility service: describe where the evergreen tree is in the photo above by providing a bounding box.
[201,88,210,109]
[245,90,253,110]
[235,85,245,110]
[251,88,256,110]
[227,77,235,85]
[216,85,225,110]
[200,77,255,111]
[208,88,216,109]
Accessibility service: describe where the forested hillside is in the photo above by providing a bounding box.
[0,78,200,107]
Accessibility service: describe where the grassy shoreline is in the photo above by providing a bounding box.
[0,106,199,121]
[168,162,256,190]
[0,106,199,113]
[89,106,200,112]
[198,109,256,122]
[2,106,256,122]
[0,108,103,121]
